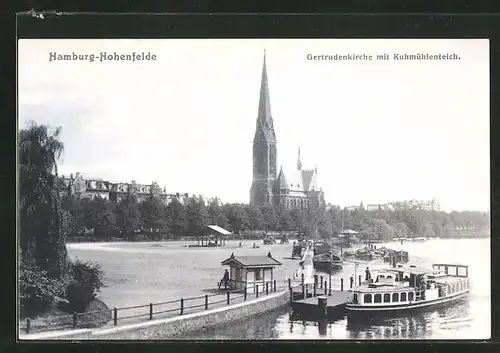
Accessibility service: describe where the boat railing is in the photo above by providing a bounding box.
[432,263,469,278]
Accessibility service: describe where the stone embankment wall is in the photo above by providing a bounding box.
[21,289,291,340]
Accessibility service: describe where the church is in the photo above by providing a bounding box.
[249,52,325,210]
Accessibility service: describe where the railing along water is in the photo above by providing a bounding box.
[23,278,297,334]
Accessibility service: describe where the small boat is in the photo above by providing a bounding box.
[355,247,374,260]
[347,263,471,314]
[313,251,343,273]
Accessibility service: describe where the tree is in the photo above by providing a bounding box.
[290,208,308,233]
[139,196,169,236]
[245,205,264,231]
[116,195,142,238]
[364,218,394,241]
[393,222,411,238]
[19,122,69,279]
[166,198,187,236]
[260,205,278,231]
[207,198,229,228]
[185,197,209,237]
[275,206,295,231]
[223,203,249,234]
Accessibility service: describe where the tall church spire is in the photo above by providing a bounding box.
[297,144,302,170]
[250,50,278,207]
[257,50,274,135]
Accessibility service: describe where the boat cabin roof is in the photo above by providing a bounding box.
[433,263,469,268]
[376,266,430,276]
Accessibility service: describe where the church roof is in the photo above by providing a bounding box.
[277,167,320,193]
[277,166,288,189]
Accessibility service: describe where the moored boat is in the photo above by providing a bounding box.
[346,263,470,314]
[313,250,343,273]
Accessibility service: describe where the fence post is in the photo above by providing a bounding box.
[72,312,77,329]
[329,274,332,295]
[244,287,247,301]
[227,291,230,305]
[320,276,323,288]
[26,318,31,334]
[149,303,153,320]
[302,284,305,299]
[314,274,318,287]
[341,278,344,291]
[113,308,117,326]
[350,276,353,289]
[274,279,277,292]
[256,285,259,298]
[301,273,305,285]
[180,298,184,315]
[313,282,317,297]
[288,278,292,290]
[205,295,209,310]
[289,288,293,302]
[266,282,269,295]
[306,284,309,298]
[324,281,327,295]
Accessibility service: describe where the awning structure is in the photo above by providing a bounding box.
[196,225,232,247]
[207,225,232,235]
[341,229,359,234]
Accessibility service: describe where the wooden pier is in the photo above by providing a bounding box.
[290,290,352,319]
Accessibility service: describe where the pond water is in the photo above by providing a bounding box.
[180,238,490,340]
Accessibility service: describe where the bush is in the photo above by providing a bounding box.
[66,260,104,313]
[19,261,68,318]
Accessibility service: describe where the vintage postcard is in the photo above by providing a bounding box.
[18,39,490,340]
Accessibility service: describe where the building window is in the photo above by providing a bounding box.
[374,294,382,303]
[401,292,407,302]
[392,293,399,302]
[255,269,262,281]
[363,294,372,303]
[353,293,358,304]
[408,292,414,301]
[383,293,391,303]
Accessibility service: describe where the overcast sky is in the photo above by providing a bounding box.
[18,39,489,212]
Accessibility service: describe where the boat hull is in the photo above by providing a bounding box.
[347,290,470,313]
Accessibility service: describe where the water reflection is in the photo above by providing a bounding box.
[284,298,471,339]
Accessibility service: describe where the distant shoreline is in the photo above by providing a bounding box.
[65,234,490,245]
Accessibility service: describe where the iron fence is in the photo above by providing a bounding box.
[24,278,300,334]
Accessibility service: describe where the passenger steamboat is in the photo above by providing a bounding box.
[346,263,470,314]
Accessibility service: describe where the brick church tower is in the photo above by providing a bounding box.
[249,51,277,207]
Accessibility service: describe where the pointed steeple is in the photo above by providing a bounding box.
[255,50,276,142]
[297,144,302,170]
[259,50,271,123]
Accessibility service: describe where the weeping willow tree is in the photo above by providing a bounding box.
[19,122,69,279]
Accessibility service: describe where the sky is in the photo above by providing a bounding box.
[18,39,490,212]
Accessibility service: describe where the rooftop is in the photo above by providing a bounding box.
[221,252,282,268]
[206,225,232,235]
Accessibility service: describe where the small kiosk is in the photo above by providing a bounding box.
[220,252,282,293]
